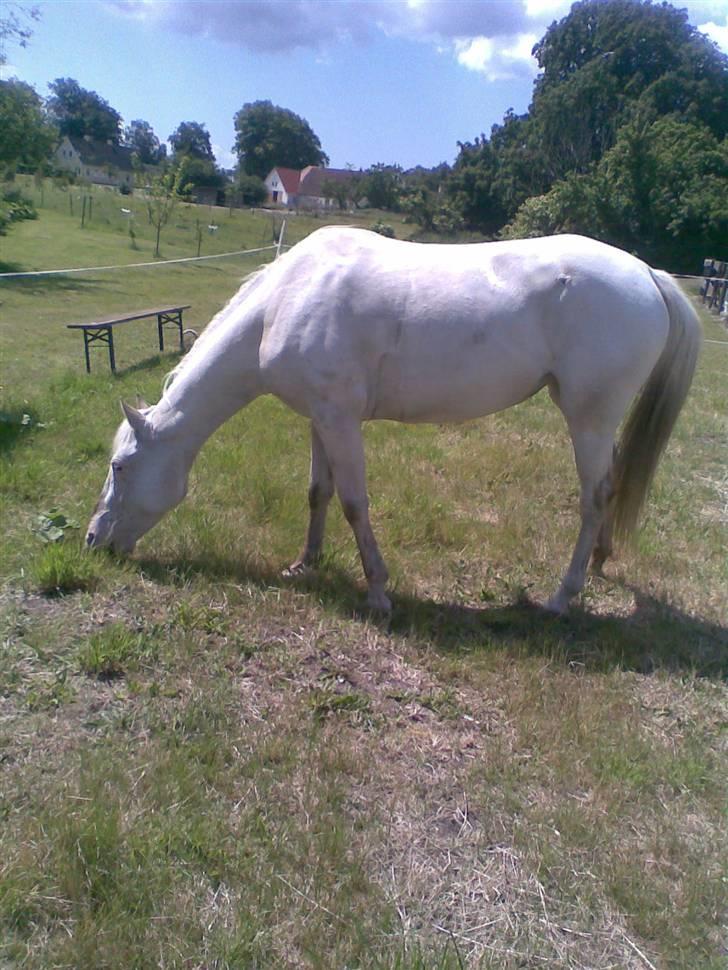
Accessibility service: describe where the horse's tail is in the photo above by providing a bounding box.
[612,269,702,543]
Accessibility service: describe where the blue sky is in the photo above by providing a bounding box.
[5,0,728,171]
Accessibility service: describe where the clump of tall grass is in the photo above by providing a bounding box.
[77,622,156,678]
[30,542,100,595]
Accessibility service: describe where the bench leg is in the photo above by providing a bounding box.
[108,328,116,373]
[83,331,91,373]
[157,312,185,353]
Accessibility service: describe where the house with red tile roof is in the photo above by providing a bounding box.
[264,166,302,206]
[264,165,363,209]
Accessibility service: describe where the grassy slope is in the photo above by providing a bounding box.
[0,184,726,969]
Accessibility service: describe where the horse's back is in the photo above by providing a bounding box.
[259,229,670,424]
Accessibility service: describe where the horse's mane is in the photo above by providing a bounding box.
[161,261,272,397]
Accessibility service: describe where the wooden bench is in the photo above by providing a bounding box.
[67,304,192,373]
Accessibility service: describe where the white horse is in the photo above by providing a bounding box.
[86,228,701,614]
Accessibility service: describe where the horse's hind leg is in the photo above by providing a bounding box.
[313,416,390,611]
[545,425,616,614]
[287,423,335,574]
[592,488,617,576]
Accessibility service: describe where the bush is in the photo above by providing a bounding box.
[371,221,395,238]
[235,174,268,207]
[1,187,37,225]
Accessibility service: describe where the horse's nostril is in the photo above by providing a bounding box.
[86,532,95,546]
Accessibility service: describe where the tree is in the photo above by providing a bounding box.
[124,119,166,165]
[47,77,122,144]
[502,117,728,272]
[234,100,328,179]
[169,121,215,162]
[451,0,728,237]
[452,110,548,232]
[0,78,55,176]
[0,2,38,64]
[362,164,402,210]
[233,173,268,207]
[167,121,224,197]
[142,166,189,258]
[321,171,363,211]
[532,0,728,141]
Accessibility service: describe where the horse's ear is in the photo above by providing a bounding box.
[120,400,149,437]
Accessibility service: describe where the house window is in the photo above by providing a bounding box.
[272,190,279,202]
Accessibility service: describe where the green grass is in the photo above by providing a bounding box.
[0,181,726,969]
[29,539,101,595]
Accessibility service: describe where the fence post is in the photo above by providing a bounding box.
[276,219,287,259]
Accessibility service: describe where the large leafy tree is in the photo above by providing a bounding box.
[0,77,55,175]
[532,0,728,144]
[124,119,166,165]
[47,77,122,144]
[452,0,728,235]
[168,121,223,192]
[234,100,328,179]
[169,121,215,162]
[503,117,728,272]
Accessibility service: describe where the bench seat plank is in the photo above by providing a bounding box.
[66,305,191,329]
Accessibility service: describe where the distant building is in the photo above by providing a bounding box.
[264,165,363,209]
[264,166,304,206]
[54,135,135,189]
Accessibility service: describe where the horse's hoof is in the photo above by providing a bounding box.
[366,590,392,612]
[283,560,309,578]
[542,594,569,616]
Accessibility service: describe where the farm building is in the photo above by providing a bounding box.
[54,135,135,189]
[264,165,363,209]
[264,166,302,206]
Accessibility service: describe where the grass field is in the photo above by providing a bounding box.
[1,180,726,969]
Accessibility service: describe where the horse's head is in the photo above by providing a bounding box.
[86,401,190,555]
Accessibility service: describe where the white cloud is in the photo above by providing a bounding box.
[524,0,570,18]
[0,63,18,79]
[698,18,728,52]
[107,0,578,78]
[111,0,538,50]
[456,32,539,80]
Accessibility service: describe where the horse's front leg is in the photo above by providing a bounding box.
[545,427,615,614]
[286,424,334,575]
[313,416,391,611]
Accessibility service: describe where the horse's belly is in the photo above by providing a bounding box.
[370,351,545,422]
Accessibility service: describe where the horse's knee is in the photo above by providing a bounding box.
[580,469,615,517]
[341,497,367,525]
[595,471,615,510]
[308,480,333,510]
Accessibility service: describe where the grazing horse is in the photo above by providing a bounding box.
[86,228,701,614]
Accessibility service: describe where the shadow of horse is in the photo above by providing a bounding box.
[135,552,728,680]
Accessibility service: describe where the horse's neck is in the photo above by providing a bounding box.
[154,310,264,450]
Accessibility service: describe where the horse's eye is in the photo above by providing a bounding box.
[111,461,123,474]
